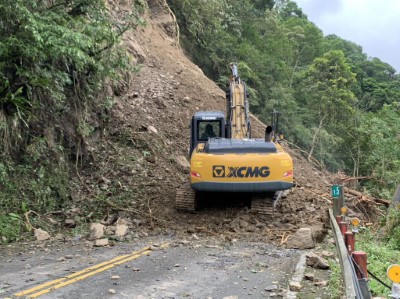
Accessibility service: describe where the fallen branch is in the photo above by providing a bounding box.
[24,210,40,231]
[344,187,390,207]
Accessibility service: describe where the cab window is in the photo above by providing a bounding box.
[198,121,221,141]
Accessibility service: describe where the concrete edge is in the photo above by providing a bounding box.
[329,209,357,298]
[284,253,307,299]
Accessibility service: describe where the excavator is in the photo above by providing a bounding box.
[176,63,294,214]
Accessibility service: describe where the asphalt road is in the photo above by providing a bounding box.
[0,237,300,299]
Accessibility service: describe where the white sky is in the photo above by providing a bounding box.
[293,0,400,73]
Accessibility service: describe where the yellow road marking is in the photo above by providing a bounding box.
[14,243,168,298]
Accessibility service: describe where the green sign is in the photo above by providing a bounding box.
[331,185,342,198]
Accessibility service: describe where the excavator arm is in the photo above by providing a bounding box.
[226,63,251,139]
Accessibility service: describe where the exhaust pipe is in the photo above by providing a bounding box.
[265,125,273,142]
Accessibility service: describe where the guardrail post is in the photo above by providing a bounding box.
[339,221,348,236]
[352,251,368,279]
[345,231,355,254]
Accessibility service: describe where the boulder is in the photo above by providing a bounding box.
[306,252,330,269]
[287,228,315,249]
[34,229,50,241]
[94,238,109,247]
[176,155,190,169]
[115,218,129,237]
[90,223,105,240]
[289,282,303,291]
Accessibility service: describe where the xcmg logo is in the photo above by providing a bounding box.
[212,166,270,178]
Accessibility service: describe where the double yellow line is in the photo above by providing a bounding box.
[13,243,168,298]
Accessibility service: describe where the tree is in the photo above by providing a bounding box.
[301,50,356,161]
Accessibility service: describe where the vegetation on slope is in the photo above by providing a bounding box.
[0,0,145,241]
[168,0,400,198]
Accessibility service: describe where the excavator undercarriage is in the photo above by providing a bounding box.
[175,183,283,215]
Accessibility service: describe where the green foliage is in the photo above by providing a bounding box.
[0,0,145,242]
[328,258,343,299]
[0,213,22,243]
[170,0,400,198]
[357,228,398,297]
[0,0,143,157]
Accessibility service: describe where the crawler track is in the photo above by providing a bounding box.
[251,191,283,215]
[175,183,197,211]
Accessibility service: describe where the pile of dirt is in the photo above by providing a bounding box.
[67,0,373,245]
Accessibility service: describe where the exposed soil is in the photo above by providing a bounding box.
[10,0,380,247]
[63,1,347,243]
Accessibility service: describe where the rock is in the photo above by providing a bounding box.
[64,219,76,228]
[108,289,116,294]
[222,297,238,299]
[115,218,129,237]
[304,273,314,281]
[101,215,118,226]
[176,155,190,169]
[239,220,249,228]
[94,238,109,247]
[289,282,303,291]
[34,229,50,241]
[314,280,328,287]
[55,233,65,240]
[90,223,105,240]
[308,222,327,242]
[321,250,335,259]
[111,275,120,280]
[306,252,330,269]
[65,255,74,259]
[265,285,278,292]
[287,228,315,249]
[147,125,158,134]
[47,217,58,225]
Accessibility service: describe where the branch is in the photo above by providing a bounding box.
[343,187,390,207]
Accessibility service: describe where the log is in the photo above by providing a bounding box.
[343,187,390,207]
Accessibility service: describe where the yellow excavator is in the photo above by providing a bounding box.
[176,63,294,214]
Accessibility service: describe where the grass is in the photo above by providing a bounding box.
[328,258,343,298]
[356,227,398,297]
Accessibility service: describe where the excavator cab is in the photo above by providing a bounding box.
[190,111,225,154]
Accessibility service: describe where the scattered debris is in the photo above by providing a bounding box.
[289,282,303,291]
[306,252,330,269]
[34,229,50,241]
[94,238,109,247]
[115,218,129,237]
[286,228,315,249]
[90,223,105,240]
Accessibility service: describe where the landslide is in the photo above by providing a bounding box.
[70,0,375,243]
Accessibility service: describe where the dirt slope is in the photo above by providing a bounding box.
[72,0,338,244]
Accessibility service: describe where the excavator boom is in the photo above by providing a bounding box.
[227,63,251,139]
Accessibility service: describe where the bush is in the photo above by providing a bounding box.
[0,213,22,243]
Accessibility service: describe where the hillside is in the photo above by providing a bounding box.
[60,0,344,244]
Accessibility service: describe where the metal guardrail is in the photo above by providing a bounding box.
[329,209,371,298]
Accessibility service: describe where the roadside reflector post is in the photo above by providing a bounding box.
[352,251,368,279]
[345,231,355,254]
[387,264,400,299]
[339,221,348,236]
[332,185,344,216]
